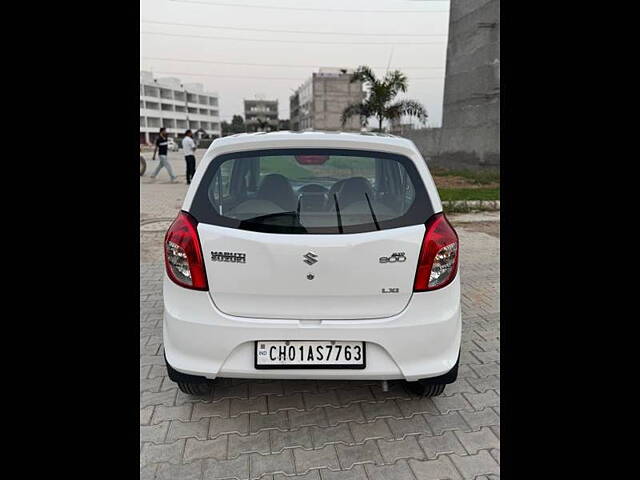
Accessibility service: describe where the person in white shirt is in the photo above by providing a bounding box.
[182,130,197,184]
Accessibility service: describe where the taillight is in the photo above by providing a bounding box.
[164,211,208,290]
[414,213,459,291]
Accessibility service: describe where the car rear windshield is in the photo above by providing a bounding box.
[189,148,434,234]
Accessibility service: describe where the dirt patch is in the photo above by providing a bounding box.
[455,221,500,238]
[433,175,500,189]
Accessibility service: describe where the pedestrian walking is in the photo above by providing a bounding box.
[182,129,197,184]
[150,127,177,182]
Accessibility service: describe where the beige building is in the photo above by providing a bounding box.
[290,68,363,132]
[244,99,279,132]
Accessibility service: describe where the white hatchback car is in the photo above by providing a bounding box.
[163,131,461,397]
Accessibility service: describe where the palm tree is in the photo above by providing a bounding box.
[256,118,270,132]
[341,66,427,132]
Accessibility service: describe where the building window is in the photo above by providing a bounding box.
[144,86,159,97]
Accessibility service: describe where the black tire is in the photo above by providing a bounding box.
[165,354,211,396]
[405,350,460,397]
[406,381,446,397]
[140,156,147,176]
[177,381,211,396]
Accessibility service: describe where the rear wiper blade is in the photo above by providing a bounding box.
[244,211,297,222]
[364,192,380,230]
[333,194,343,234]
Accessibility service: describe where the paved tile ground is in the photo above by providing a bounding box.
[140,176,500,479]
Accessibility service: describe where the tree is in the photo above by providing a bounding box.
[221,115,246,136]
[231,115,245,133]
[341,66,427,132]
[256,118,270,132]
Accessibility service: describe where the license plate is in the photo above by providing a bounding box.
[255,341,366,369]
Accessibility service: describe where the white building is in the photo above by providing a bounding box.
[140,71,221,144]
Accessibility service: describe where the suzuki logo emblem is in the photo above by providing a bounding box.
[303,252,318,265]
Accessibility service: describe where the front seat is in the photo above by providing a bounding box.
[256,174,297,211]
[337,177,374,208]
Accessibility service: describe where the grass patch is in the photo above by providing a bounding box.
[260,156,313,178]
[431,168,500,185]
[438,187,500,201]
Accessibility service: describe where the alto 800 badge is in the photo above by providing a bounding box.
[379,252,407,264]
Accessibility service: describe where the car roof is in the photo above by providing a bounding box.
[210,130,418,153]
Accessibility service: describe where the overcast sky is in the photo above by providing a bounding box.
[140,0,450,127]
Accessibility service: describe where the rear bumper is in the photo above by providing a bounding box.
[163,272,461,382]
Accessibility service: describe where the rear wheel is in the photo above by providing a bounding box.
[406,351,460,397]
[165,354,211,396]
[406,381,446,397]
[140,155,147,176]
[177,381,211,396]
